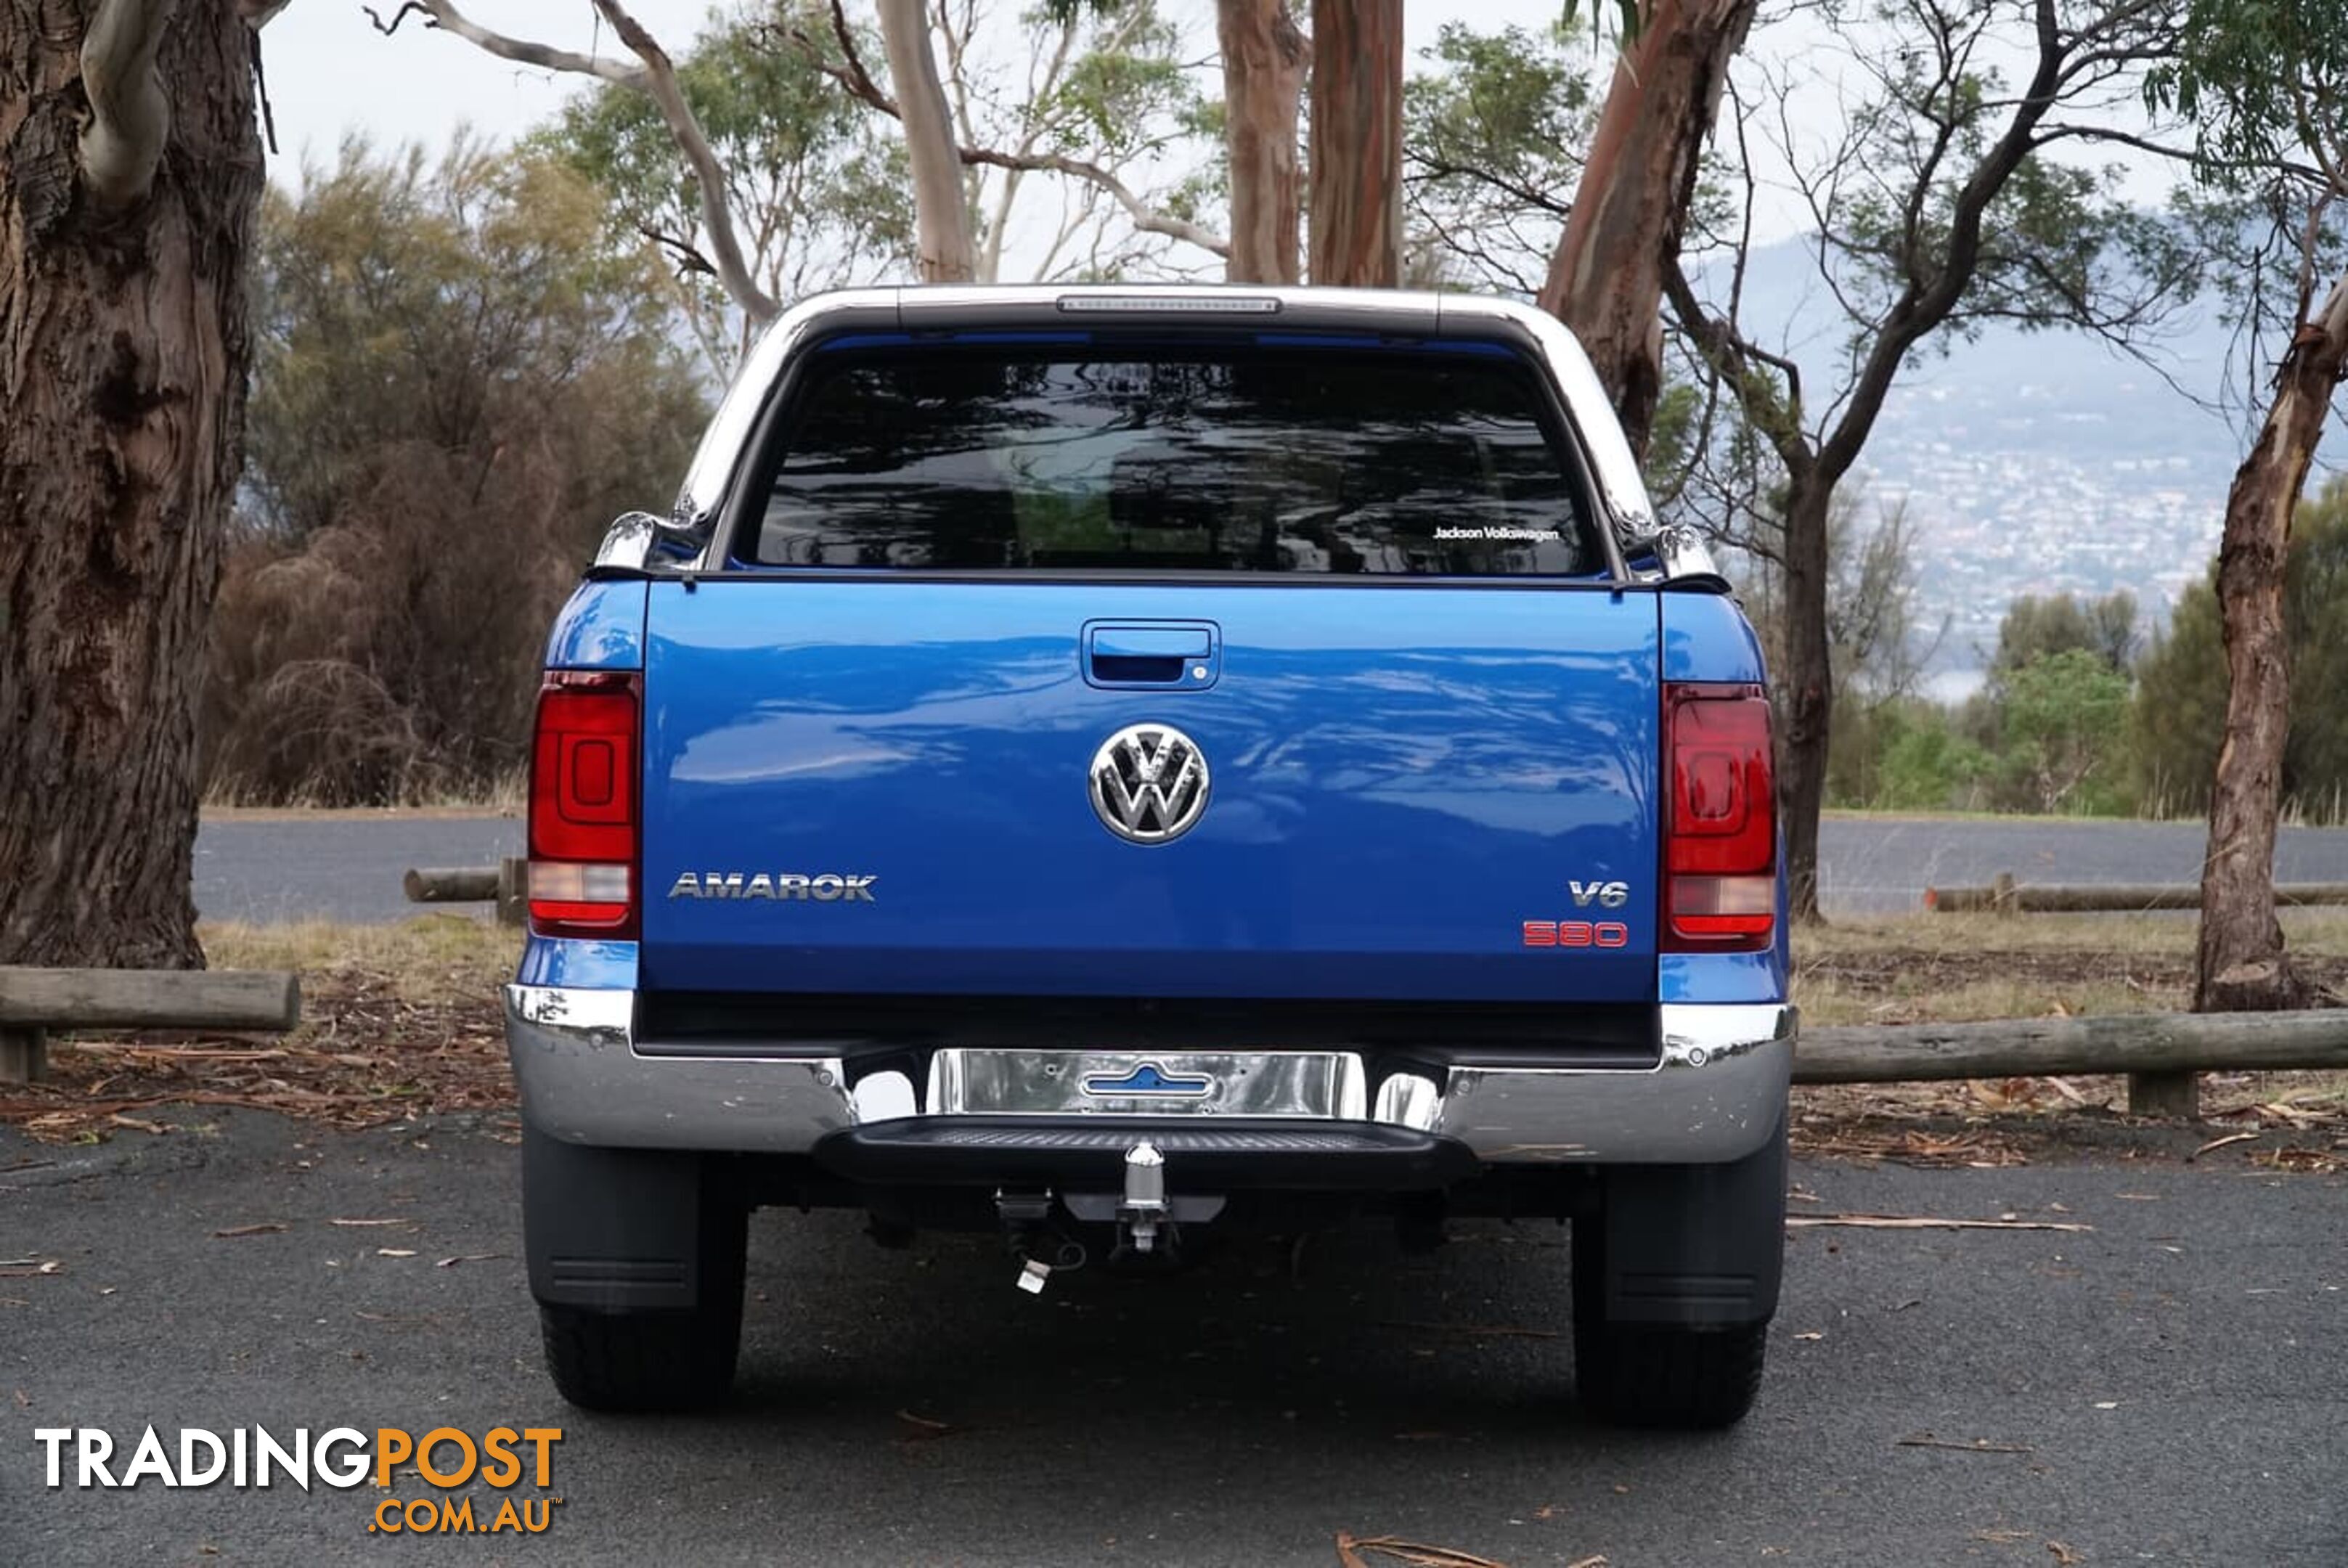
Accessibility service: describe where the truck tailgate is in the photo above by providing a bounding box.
[638,579,1660,1002]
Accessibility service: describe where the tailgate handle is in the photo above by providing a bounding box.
[1084,621,1218,689]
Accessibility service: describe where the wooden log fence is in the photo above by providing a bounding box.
[7,932,2346,1108]
[1795,1008,2348,1085]
[0,967,301,1085]
[404,857,528,928]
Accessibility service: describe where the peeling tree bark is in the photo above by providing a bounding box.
[876,0,974,284]
[1776,474,1833,925]
[77,0,174,211]
[2195,269,2348,1016]
[1218,0,1304,285]
[0,0,263,967]
[1305,0,1401,287]
[1540,0,1757,460]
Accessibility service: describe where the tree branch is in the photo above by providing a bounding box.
[78,0,174,213]
[637,222,717,278]
[378,0,779,323]
[1816,0,2069,483]
[372,0,638,82]
[1662,255,1813,480]
[961,144,1228,258]
[589,0,780,320]
[796,0,1228,261]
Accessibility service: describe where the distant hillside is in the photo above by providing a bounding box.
[1691,235,2259,674]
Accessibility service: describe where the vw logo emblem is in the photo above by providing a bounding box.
[1089,724,1210,844]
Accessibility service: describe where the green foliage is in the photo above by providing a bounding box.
[1402,21,1595,294]
[1830,699,1994,813]
[1991,590,2138,679]
[1998,648,2135,815]
[1557,0,1643,45]
[2148,0,2348,179]
[2148,1,2348,396]
[213,139,709,805]
[1036,1,1198,162]
[2132,478,2348,820]
[531,2,913,370]
[243,136,702,543]
[1872,709,1996,812]
[1642,380,1703,494]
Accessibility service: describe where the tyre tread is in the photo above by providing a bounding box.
[1574,1320,1767,1430]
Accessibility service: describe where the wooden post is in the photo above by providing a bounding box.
[403,867,501,903]
[2128,1071,2200,1119]
[497,857,529,929]
[1992,870,2017,918]
[0,1027,46,1085]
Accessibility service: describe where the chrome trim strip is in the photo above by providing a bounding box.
[505,986,1793,1165]
[925,1048,1369,1119]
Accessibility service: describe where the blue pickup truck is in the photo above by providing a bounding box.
[506,286,1793,1428]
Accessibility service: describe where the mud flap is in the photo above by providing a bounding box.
[1574,1116,1788,1328]
[524,1125,718,1312]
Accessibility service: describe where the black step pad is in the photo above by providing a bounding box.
[815,1116,1480,1191]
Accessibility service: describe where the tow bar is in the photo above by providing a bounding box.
[995,1141,1226,1292]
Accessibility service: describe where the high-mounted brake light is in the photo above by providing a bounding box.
[1663,683,1777,950]
[1054,293,1281,314]
[528,671,640,939]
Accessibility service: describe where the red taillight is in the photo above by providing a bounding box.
[1665,682,1776,950]
[528,671,640,939]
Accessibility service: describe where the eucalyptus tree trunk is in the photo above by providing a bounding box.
[1217,0,1305,285]
[1777,475,1835,926]
[0,1,262,968]
[1305,0,1401,287]
[2194,270,2348,1016]
[876,0,974,283]
[1541,0,1758,459]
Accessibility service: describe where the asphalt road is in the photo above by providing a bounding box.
[192,812,2348,924]
[3,1113,2341,1565]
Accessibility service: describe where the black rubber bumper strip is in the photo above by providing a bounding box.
[812,1117,1483,1191]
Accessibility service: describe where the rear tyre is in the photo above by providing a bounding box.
[539,1199,747,1413]
[1570,1117,1787,1430]
[1571,1318,1767,1430]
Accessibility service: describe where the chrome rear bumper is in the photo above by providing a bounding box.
[504,987,1794,1167]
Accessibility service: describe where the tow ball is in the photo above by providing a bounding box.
[1117,1142,1169,1256]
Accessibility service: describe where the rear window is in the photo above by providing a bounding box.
[744,346,1605,575]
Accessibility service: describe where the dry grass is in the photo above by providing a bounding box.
[1801,908,2348,960]
[200,804,521,824]
[1792,911,2348,1029]
[202,915,521,1006]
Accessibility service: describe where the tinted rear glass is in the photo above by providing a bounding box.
[746,347,1604,575]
